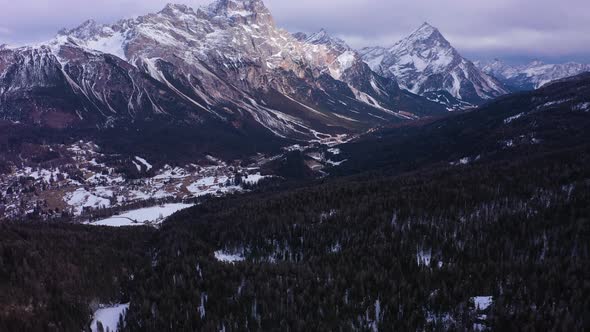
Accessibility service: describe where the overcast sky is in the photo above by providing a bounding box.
[1,0,589,64]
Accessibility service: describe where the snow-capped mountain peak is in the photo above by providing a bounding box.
[307,28,329,42]
[160,3,197,16]
[58,19,104,40]
[387,22,457,73]
[403,22,445,44]
[0,0,445,141]
[361,22,508,106]
[205,0,273,25]
[304,29,351,53]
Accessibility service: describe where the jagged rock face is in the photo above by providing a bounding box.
[0,46,82,128]
[297,30,435,118]
[477,58,590,91]
[361,23,509,107]
[0,44,209,129]
[0,0,445,140]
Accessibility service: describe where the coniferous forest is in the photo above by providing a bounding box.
[1,75,589,331]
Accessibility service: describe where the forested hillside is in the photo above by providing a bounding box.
[0,74,589,331]
[0,224,154,331]
[335,73,590,177]
[120,144,589,331]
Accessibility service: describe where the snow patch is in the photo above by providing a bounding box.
[573,102,590,112]
[417,249,432,267]
[450,156,479,166]
[504,112,525,124]
[83,31,127,61]
[134,157,152,171]
[186,176,239,197]
[327,148,341,155]
[336,51,356,72]
[66,188,112,215]
[503,140,515,148]
[326,159,348,166]
[537,98,573,110]
[90,303,129,332]
[214,250,245,263]
[198,293,208,319]
[472,296,493,310]
[242,173,269,185]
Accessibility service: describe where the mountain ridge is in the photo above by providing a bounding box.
[476,58,590,91]
[360,22,509,107]
[0,0,445,147]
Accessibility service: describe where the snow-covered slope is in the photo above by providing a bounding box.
[0,0,444,142]
[360,23,509,107]
[295,29,439,118]
[298,29,360,80]
[477,58,590,91]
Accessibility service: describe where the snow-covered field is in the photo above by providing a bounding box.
[90,303,129,332]
[86,203,193,227]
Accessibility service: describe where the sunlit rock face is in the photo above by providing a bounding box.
[0,0,444,137]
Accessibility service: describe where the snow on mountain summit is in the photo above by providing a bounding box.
[404,22,443,43]
[360,22,509,106]
[206,0,273,24]
[306,29,344,46]
[0,0,445,140]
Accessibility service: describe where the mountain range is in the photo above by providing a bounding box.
[0,2,589,330]
[475,58,590,91]
[0,0,446,149]
[2,0,588,147]
[3,70,588,332]
[360,23,509,108]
